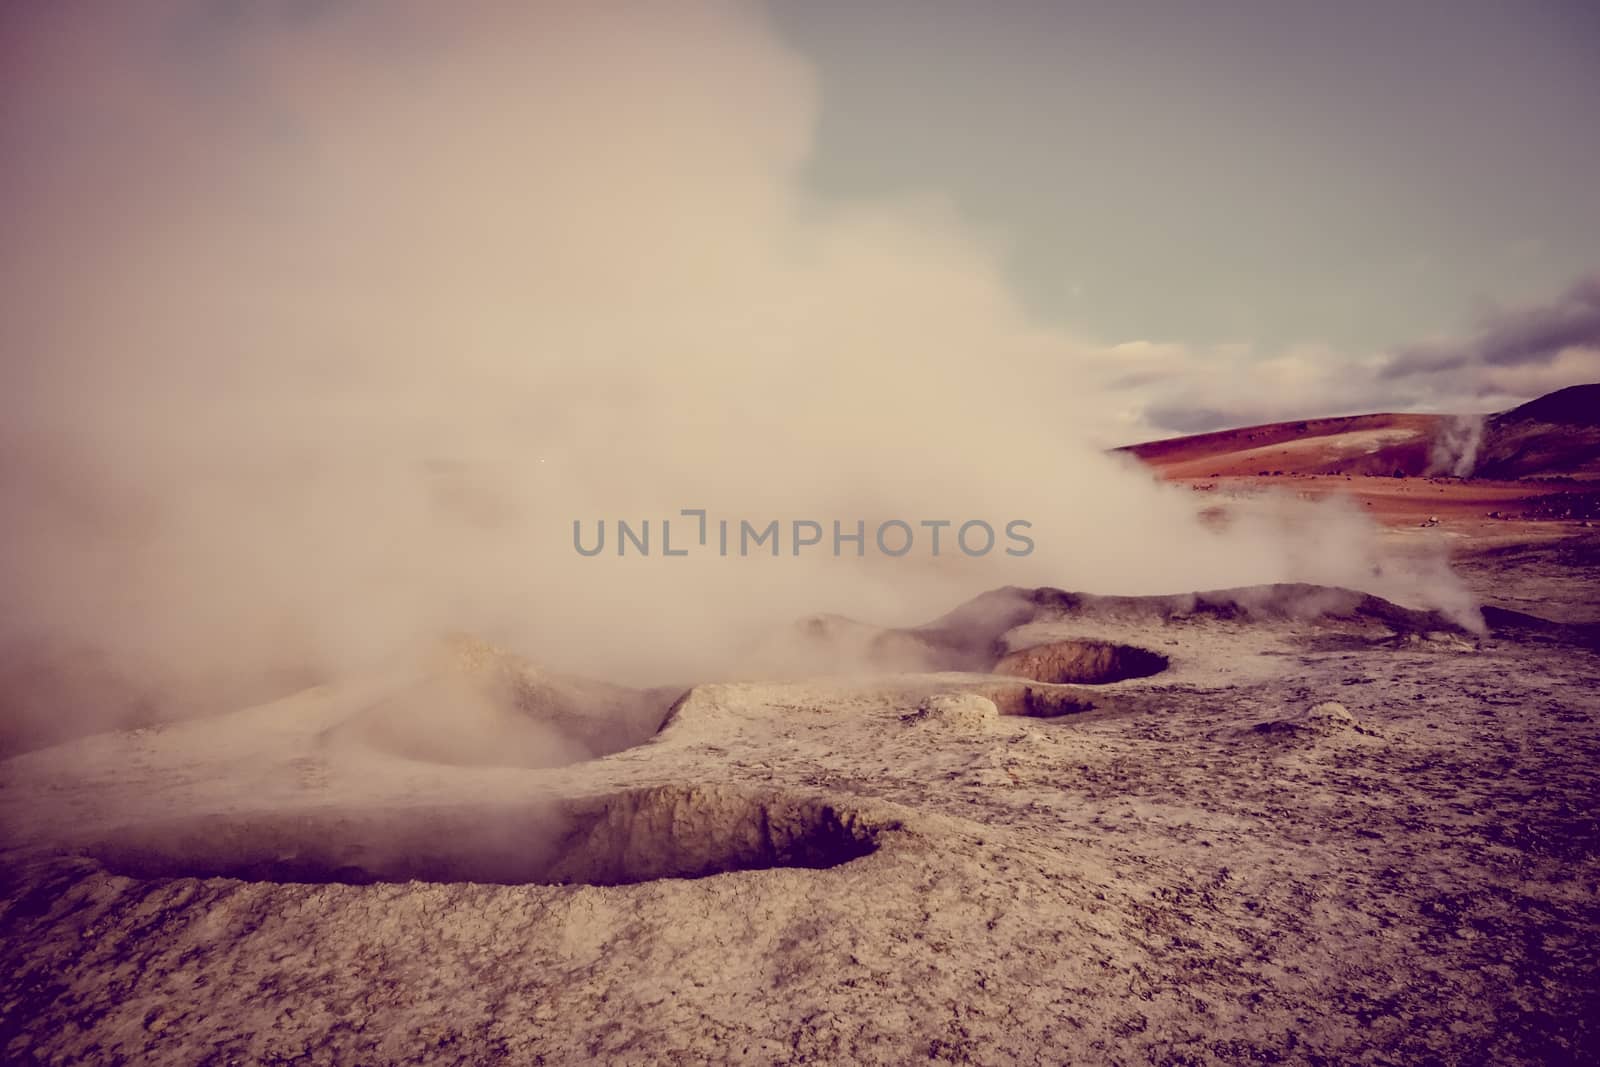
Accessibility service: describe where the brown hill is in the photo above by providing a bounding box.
[1118,412,1445,478]
[1494,383,1600,428]
[1476,384,1600,479]
[1119,384,1599,481]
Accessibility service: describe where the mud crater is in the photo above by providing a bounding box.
[992,639,1170,686]
[88,786,888,886]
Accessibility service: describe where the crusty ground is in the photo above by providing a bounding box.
[2,550,1597,1065]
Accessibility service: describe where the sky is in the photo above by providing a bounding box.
[3,1,1597,443]
[767,0,1600,431]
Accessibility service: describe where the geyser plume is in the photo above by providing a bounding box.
[0,1,1478,750]
[1426,415,1486,477]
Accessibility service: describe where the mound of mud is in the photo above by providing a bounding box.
[993,640,1169,685]
[1248,701,1378,738]
[87,786,891,886]
[767,611,1005,676]
[321,638,681,769]
[784,585,1472,684]
[0,636,323,760]
[1024,583,1478,634]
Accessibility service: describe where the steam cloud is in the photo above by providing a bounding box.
[1425,415,1486,478]
[0,1,1481,752]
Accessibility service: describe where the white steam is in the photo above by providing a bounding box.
[1425,415,1486,477]
[0,1,1481,751]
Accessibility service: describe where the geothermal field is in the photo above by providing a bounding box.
[4,4,1600,1065]
[3,390,1599,1064]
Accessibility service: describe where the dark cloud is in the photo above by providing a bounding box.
[1384,272,1600,379]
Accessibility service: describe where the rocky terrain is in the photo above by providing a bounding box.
[3,548,1598,1065]
[1476,385,1600,480]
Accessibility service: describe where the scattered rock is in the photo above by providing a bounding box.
[902,692,999,728]
[1513,491,1600,522]
[1395,631,1479,653]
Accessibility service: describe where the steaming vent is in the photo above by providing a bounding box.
[87,786,890,886]
[319,639,684,770]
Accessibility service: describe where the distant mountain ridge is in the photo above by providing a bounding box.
[1476,384,1600,479]
[1494,384,1600,429]
[1119,383,1600,480]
